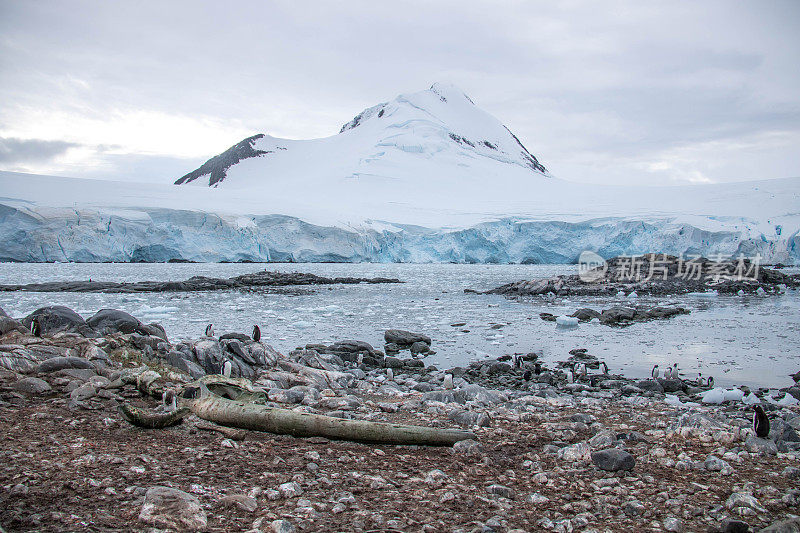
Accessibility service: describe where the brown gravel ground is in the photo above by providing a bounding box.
[1,377,798,533]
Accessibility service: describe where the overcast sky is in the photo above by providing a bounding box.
[1,0,798,186]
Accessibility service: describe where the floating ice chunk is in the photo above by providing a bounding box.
[701,387,726,404]
[742,393,760,405]
[556,316,579,327]
[616,290,625,297]
[688,290,719,297]
[737,289,745,296]
[589,317,600,324]
[627,291,638,299]
[723,388,744,402]
[292,320,314,329]
[756,287,766,296]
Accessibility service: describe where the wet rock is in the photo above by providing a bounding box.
[384,329,431,347]
[13,376,52,394]
[658,378,686,393]
[410,341,430,354]
[570,308,601,321]
[0,316,27,335]
[87,309,145,336]
[591,448,635,471]
[138,486,207,531]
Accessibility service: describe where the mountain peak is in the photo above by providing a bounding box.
[428,82,474,105]
[175,83,548,189]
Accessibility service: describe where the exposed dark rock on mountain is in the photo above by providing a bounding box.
[174,134,269,187]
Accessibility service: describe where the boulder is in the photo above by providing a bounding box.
[571,308,601,321]
[13,376,52,394]
[758,518,800,533]
[635,379,664,393]
[86,309,141,335]
[591,448,635,471]
[599,306,636,324]
[139,486,207,531]
[0,317,28,336]
[23,306,94,336]
[384,329,431,347]
[36,356,94,373]
[410,341,430,354]
[448,409,491,428]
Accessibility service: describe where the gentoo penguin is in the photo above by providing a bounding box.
[670,363,679,379]
[252,324,261,342]
[162,387,177,412]
[386,368,394,381]
[707,376,715,388]
[651,365,660,379]
[222,359,232,378]
[30,317,42,337]
[753,405,770,438]
[512,354,523,369]
[599,362,609,375]
[205,323,215,337]
[578,363,588,378]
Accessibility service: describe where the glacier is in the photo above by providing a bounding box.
[1,82,798,264]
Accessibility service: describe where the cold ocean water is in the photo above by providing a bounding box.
[0,262,798,389]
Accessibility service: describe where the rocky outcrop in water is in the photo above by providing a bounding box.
[0,270,402,294]
[480,254,799,298]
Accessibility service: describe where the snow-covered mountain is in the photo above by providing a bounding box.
[173,83,550,213]
[0,83,798,263]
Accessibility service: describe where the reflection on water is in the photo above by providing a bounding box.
[0,262,798,389]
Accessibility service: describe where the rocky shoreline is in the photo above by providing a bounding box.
[1,303,799,532]
[0,270,402,294]
[478,255,799,298]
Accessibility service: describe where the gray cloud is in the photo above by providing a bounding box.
[0,137,79,164]
[0,0,798,185]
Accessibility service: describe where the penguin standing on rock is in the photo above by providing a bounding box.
[205,323,215,337]
[753,405,770,438]
[651,365,660,379]
[707,376,715,388]
[222,359,232,378]
[31,317,42,337]
[252,324,261,342]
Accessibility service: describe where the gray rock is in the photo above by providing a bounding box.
[70,382,96,403]
[451,439,483,456]
[13,377,52,394]
[486,484,516,500]
[758,518,800,533]
[37,356,94,373]
[745,435,778,456]
[726,492,766,513]
[448,409,491,428]
[591,448,635,471]
[384,329,431,347]
[86,309,142,335]
[636,379,664,393]
[782,466,800,480]
[704,455,731,472]
[658,378,686,393]
[278,481,303,498]
[422,390,466,404]
[719,519,750,533]
[138,486,207,531]
[588,430,618,448]
[663,517,684,532]
[271,519,297,533]
[219,494,258,512]
[0,316,27,335]
[22,305,94,336]
[410,341,430,354]
[623,500,645,517]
